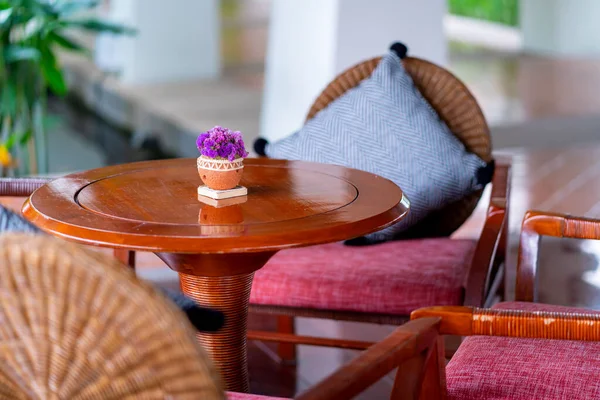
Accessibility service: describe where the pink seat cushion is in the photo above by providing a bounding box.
[251,239,476,315]
[227,392,290,400]
[447,302,600,400]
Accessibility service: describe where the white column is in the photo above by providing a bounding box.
[260,0,447,142]
[521,0,600,56]
[96,0,221,84]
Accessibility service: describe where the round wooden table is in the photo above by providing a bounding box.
[22,157,409,392]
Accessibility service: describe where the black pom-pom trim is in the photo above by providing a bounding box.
[254,137,269,157]
[160,288,225,332]
[344,236,384,246]
[477,159,496,186]
[390,42,408,59]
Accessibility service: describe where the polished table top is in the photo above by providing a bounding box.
[22,158,409,253]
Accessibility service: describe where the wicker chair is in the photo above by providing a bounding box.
[0,234,224,399]
[248,56,511,361]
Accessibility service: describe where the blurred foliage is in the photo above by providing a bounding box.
[448,0,519,26]
[0,0,134,174]
[221,0,239,20]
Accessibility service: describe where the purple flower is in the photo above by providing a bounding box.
[205,148,218,158]
[196,126,249,161]
[196,132,209,149]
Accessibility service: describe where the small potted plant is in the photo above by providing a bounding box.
[196,126,249,190]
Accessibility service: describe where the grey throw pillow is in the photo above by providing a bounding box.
[260,45,492,243]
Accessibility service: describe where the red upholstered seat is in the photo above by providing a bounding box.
[446,302,600,400]
[227,392,290,399]
[251,239,477,315]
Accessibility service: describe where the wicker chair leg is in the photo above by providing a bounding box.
[277,315,297,365]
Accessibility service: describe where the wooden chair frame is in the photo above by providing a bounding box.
[297,303,600,399]
[404,305,600,400]
[516,210,600,301]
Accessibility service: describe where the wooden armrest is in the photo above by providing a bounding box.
[516,210,600,301]
[464,158,511,306]
[521,210,600,240]
[295,317,441,400]
[0,177,51,197]
[412,306,600,341]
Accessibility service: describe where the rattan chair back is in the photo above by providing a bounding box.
[0,234,224,399]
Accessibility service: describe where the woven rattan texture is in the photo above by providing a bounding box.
[473,308,600,341]
[0,234,224,399]
[0,178,50,197]
[180,272,254,393]
[306,56,492,237]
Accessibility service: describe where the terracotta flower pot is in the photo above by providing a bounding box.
[197,156,244,190]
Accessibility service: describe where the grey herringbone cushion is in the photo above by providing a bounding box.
[265,51,489,242]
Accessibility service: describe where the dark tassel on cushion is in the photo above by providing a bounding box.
[159,288,225,332]
[254,138,269,156]
[344,236,385,246]
[390,42,408,59]
[476,159,496,186]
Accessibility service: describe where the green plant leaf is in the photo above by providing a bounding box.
[1,81,16,115]
[10,10,36,26]
[18,129,31,146]
[4,132,18,149]
[2,129,32,149]
[63,18,137,35]
[0,7,12,25]
[48,30,88,54]
[37,3,58,17]
[3,46,40,63]
[20,16,45,41]
[40,45,67,95]
[53,0,100,16]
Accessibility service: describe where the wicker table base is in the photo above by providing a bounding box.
[157,252,274,393]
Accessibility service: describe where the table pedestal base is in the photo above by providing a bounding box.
[179,272,254,393]
[156,251,275,393]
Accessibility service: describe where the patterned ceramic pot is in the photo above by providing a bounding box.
[197,156,244,190]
